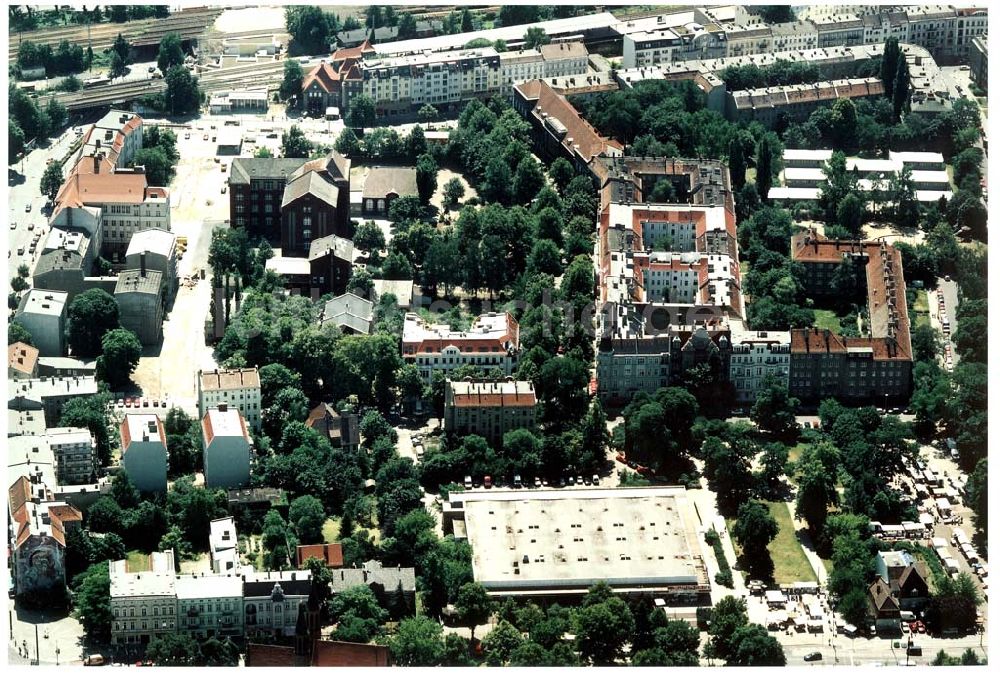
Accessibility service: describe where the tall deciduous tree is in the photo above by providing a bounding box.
[157,33,185,73]
[96,328,142,388]
[67,288,120,357]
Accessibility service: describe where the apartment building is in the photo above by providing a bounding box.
[444,380,538,446]
[243,570,313,639]
[726,77,885,125]
[498,42,590,85]
[175,574,244,640]
[8,475,82,599]
[198,368,262,431]
[624,24,728,68]
[9,342,39,380]
[8,376,99,426]
[402,312,520,383]
[788,231,913,404]
[14,289,68,357]
[120,414,168,494]
[46,426,98,485]
[82,109,143,168]
[512,80,624,172]
[969,35,987,91]
[728,328,791,404]
[124,229,178,298]
[114,267,164,346]
[31,228,102,303]
[110,550,178,646]
[202,405,252,490]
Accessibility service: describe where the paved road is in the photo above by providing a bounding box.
[7,129,79,286]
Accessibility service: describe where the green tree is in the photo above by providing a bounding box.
[8,321,34,346]
[513,157,545,204]
[354,220,386,254]
[415,153,438,204]
[837,192,866,237]
[163,64,200,115]
[334,127,361,157]
[132,147,173,187]
[418,103,438,125]
[455,582,494,644]
[574,593,635,665]
[390,616,445,666]
[96,328,142,388]
[750,377,799,439]
[72,562,112,642]
[67,288,120,357]
[729,624,786,666]
[705,595,748,662]
[285,6,334,56]
[60,394,113,465]
[40,161,64,200]
[523,26,550,49]
[288,495,326,544]
[329,584,389,642]
[348,94,376,129]
[44,97,67,131]
[156,33,184,73]
[755,134,775,202]
[442,177,465,210]
[548,157,575,193]
[281,125,312,158]
[279,58,304,101]
[795,450,839,536]
[892,57,910,122]
[732,501,779,582]
[146,633,201,666]
[9,120,25,163]
[109,33,130,79]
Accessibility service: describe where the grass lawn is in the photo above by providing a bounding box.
[912,288,930,329]
[126,550,150,572]
[812,309,841,332]
[323,517,381,545]
[765,502,818,585]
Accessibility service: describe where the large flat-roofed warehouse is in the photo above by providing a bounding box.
[444,486,710,604]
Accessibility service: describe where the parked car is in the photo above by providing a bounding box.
[83,655,105,666]
[804,652,823,662]
[567,475,575,486]
[592,474,600,485]
[513,474,522,488]
[8,222,15,230]
[534,477,542,488]
[558,478,566,487]
[27,223,34,231]
[464,476,472,489]
[484,475,492,489]
[576,474,584,486]
[25,203,31,212]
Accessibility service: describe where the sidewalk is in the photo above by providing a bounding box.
[784,501,829,587]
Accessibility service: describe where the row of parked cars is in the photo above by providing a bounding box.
[462,473,601,490]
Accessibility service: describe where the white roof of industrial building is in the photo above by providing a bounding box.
[452,486,707,593]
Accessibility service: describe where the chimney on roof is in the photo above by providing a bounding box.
[93,155,100,174]
[218,402,228,413]
[140,252,147,277]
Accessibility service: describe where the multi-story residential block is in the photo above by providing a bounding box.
[623,25,728,68]
[198,368,262,431]
[175,574,244,640]
[728,328,791,404]
[9,342,39,380]
[120,414,168,494]
[202,405,252,490]
[280,154,352,257]
[305,403,360,451]
[55,163,170,262]
[8,475,82,599]
[444,379,538,446]
[301,41,372,117]
[770,20,819,52]
[969,35,987,91]
[125,229,178,298]
[14,289,68,357]
[8,376,98,426]
[243,570,313,640]
[229,158,310,239]
[82,109,143,167]
[31,228,102,303]
[726,77,885,125]
[110,550,178,646]
[788,231,913,404]
[512,80,624,172]
[46,426,98,485]
[210,516,241,574]
[720,22,774,57]
[402,312,520,383]
[114,266,164,345]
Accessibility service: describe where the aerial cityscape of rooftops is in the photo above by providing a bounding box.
[6,1,989,668]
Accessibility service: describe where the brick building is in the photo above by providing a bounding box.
[444,379,538,446]
[280,154,352,257]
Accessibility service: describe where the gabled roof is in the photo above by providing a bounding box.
[296,543,344,569]
[302,62,340,93]
[281,169,340,210]
[361,166,418,200]
[332,38,375,63]
[308,234,354,263]
[229,158,306,186]
[868,577,900,613]
[8,476,31,516]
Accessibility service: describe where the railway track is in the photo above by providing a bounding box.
[49,79,167,112]
[8,8,222,60]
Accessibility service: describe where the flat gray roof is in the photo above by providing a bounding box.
[454,487,707,593]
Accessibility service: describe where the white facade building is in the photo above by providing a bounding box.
[729,328,792,404]
[402,312,520,383]
[46,426,98,485]
[14,289,68,357]
[110,550,177,646]
[202,406,252,490]
[198,368,262,431]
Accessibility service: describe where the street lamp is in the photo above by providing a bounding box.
[56,647,60,665]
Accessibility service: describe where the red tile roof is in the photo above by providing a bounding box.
[515,79,623,164]
[302,62,341,93]
[296,543,344,569]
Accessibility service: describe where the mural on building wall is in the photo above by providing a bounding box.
[17,537,65,594]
